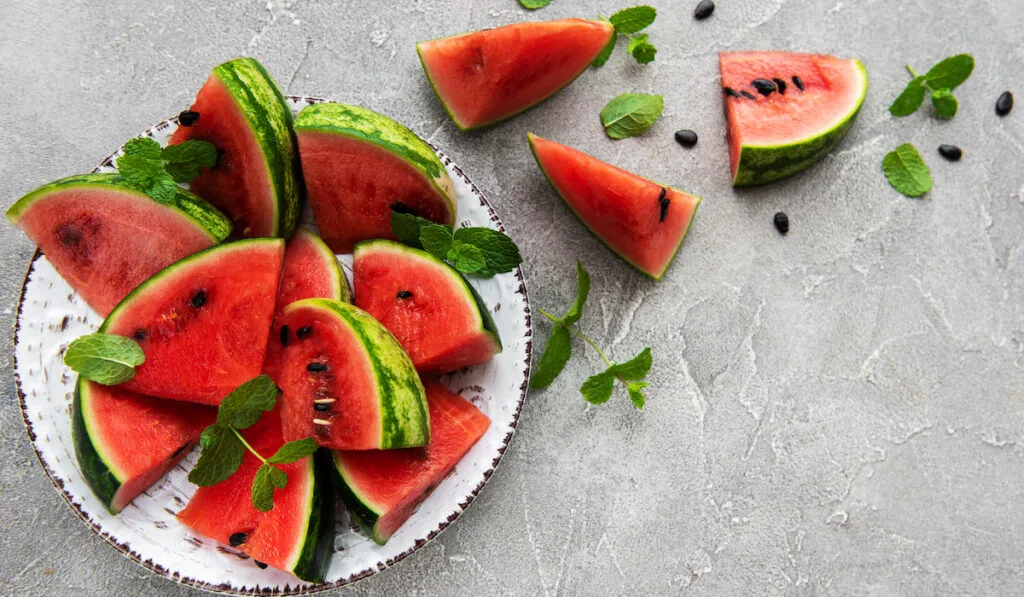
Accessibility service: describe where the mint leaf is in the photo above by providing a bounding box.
[268,438,319,465]
[519,0,551,8]
[626,381,648,409]
[162,140,218,183]
[453,227,523,275]
[609,6,656,34]
[612,347,652,380]
[420,224,454,259]
[64,333,144,385]
[149,174,179,203]
[217,375,278,430]
[188,424,245,486]
[530,324,572,388]
[882,143,932,198]
[123,137,162,160]
[626,34,657,64]
[580,369,616,404]
[448,241,486,273]
[252,463,288,512]
[117,153,164,190]
[562,260,590,326]
[591,34,617,67]
[889,76,927,116]
[391,211,432,248]
[600,93,664,140]
[931,88,958,118]
[925,54,974,91]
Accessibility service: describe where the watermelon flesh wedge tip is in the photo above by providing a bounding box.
[720,51,868,186]
[417,19,615,130]
[528,134,701,280]
[333,380,490,545]
[6,173,231,316]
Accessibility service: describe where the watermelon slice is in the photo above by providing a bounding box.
[353,240,501,373]
[169,57,301,238]
[528,134,701,280]
[333,380,490,545]
[263,228,350,383]
[6,174,231,316]
[72,377,215,514]
[100,239,284,405]
[720,51,868,186]
[278,298,429,450]
[294,103,456,253]
[417,19,615,130]
[178,408,334,582]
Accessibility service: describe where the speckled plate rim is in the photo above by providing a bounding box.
[12,95,532,595]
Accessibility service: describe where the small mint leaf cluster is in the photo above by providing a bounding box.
[391,211,523,277]
[116,137,218,203]
[64,333,145,385]
[593,6,658,67]
[889,54,974,119]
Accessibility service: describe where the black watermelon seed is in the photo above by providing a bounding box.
[190,290,206,308]
[674,129,699,147]
[314,402,331,412]
[938,144,963,161]
[694,0,715,20]
[996,91,1014,116]
[229,532,247,547]
[773,78,787,94]
[792,76,805,91]
[279,325,290,347]
[132,329,147,341]
[397,290,413,299]
[307,362,327,372]
[178,110,200,126]
[740,90,757,100]
[254,560,268,570]
[752,79,776,96]
[723,87,741,98]
[774,212,789,235]
[658,188,671,223]
[390,202,417,215]
[296,326,313,339]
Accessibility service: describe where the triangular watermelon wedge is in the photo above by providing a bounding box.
[528,134,701,280]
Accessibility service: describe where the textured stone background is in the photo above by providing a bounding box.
[1,1,1023,595]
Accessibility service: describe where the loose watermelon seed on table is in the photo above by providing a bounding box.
[528,134,701,280]
[295,102,456,253]
[278,298,430,450]
[333,380,490,545]
[720,51,868,186]
[5,173,231,316]
[417,18,615,130]
[100,238,284,405]
[353,239,502,373]
[169,57,302,238]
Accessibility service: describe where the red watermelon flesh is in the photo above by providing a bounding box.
[333,381,490,544]
[263,228,349,384]
[101,239,284,405]
[528,134,701,280]
[417,19,615,130]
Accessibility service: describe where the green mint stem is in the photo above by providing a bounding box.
[906,65,918,77]
[538,308,613,367]
[230,426,268,465]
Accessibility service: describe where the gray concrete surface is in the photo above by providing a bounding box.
[2,0,1023,595]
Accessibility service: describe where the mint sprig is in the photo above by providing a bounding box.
[189,375,319,512]
[889,54,974,119]
[116,137,218,203]
[518,0,551,8]
[390,212,523,277]
[593,6,658,66]
[64,333,145,385]
[530,261,652,409]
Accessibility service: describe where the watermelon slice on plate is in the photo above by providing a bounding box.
[333,380,490,545]
[169,57,301,238]
[720,51,868,186]
[353,239,501,373]
[100,238,284,405]
[5,173,231,316]
[278,298,429,450]
[72,377,215,514]
[417,19,615,130]
[295,102,456,253]
[528,134,701,280]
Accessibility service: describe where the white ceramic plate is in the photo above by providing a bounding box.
[13,96,531,594]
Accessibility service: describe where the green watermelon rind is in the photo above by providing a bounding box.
[294,102,456,224]
[415,19,615,131]
[526,134,702,281]
[5,173,233,242]
[284,298,430,450]
[212,58,303,238]
[289,449,336,583]
[71,378,123,514]
[731,59,869,187]
[330,451,388,545]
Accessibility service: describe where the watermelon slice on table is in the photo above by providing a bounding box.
[333,380,490,545]
[177,408,335,582]
[295,102,456,253]
[263,227,350,384]
[72,378,215,514]
[528,134,701,280]
[169,57,301,238]
[100,239,284,405]
[278,298,429,450]
[720,51,868,186]
[353,239,501,373]
[5,174,231,316]
[417,19,616,130]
